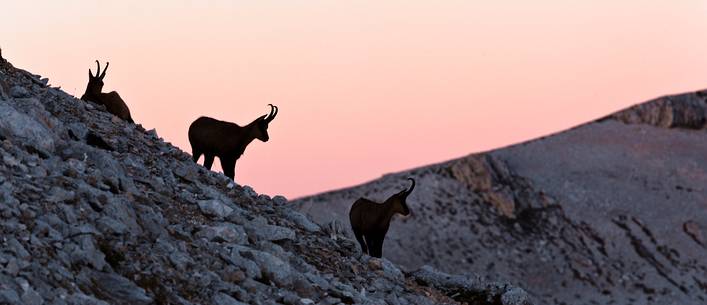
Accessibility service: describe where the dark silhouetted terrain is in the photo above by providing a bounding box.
[295,91,707,305]
[0,56,531,304]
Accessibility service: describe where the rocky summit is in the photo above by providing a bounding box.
[0,56,533,305]
[296,91,707,304]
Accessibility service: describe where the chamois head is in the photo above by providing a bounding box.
[388,178,415,216]
[251,104,278,142]
[85,60,109,96]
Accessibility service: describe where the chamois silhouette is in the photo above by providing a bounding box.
[188,104,278,180]
[81,60,133,123]
[349,178,415,258]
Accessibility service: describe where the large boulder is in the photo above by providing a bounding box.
[411,265,531,305]
[0,99,55,153]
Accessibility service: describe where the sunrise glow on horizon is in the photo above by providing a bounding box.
[3,1,707,198]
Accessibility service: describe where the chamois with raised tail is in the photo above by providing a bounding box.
[81,60,133,123]
[188,104,278,180]
[349,178,415,258]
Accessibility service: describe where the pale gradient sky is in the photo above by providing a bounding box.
[3,1,707,198]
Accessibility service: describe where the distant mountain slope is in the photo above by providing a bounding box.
[294,90,707,305]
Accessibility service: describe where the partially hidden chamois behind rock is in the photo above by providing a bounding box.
[349,178,415,258]
[188,104,278,181]
[80,60,133,123]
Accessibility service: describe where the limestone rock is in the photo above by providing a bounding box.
[198,199,234,218]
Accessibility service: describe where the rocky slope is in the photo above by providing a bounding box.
[295,90,707,305]
[0,54,531,305]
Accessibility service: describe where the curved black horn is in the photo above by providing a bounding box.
[405,178,416,195]
[100,61,109,79]
[265,104,277,122]
[94,60,101,78]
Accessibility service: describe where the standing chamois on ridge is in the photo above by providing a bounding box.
[81,60,133,123]
[349,178,415,258]
[188,104,278,181]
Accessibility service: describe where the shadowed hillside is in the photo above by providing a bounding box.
[0,55,533,305]
[294,90,707,305]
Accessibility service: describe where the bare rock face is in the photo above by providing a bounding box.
[608,90,707,129]
[683,221,705,246]
[295,90,707,304]
[448,154,551,218]
[0,57,525,304]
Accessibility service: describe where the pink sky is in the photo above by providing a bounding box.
[3,1,707,198]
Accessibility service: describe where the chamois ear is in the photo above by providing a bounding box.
[88,69,94,78]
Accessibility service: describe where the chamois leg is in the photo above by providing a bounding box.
[203,155,215,170]
[220,157,236,180]
[191,149,202,163]
[232,160,237,180]
[368,233,385,258]
[353,229,368,254]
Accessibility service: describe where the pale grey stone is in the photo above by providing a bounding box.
[9,86,29,98]
[198,199,234,218]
